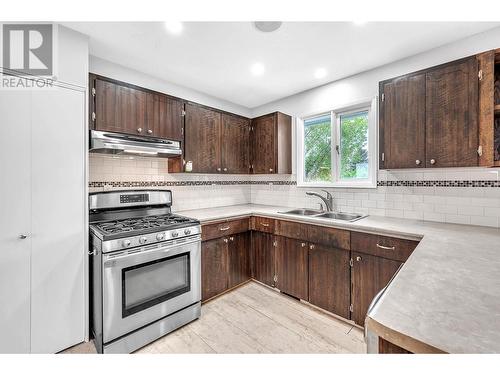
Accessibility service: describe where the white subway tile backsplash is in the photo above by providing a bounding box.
[445,214,471,225]
[89,154,500,228]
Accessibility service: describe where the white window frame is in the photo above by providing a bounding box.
[296,97,377,188]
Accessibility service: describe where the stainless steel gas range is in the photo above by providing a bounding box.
[89,190,201,354]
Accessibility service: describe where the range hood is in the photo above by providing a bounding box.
[89,130,182,158]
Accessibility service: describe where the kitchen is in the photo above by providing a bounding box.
[1,2,500,373]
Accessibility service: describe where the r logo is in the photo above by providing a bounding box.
[2,24,53,76]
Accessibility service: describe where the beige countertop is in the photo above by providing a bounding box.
[177,204,500,354]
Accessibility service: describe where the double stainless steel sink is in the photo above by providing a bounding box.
[280,208,367,222]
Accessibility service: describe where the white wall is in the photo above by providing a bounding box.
[90,56,251,118]
[251,26,500,118]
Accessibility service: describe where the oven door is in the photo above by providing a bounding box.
[102,235,201,343]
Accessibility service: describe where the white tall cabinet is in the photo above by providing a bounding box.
[0,82,86,353]
[0,24,88,353]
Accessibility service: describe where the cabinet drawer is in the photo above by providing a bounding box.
[351,232,418,262]
[202,218,249,241]
[275,219,308,241]
[307,225,350,250]
[250,216,275,233]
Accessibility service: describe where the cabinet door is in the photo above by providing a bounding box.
[379,74,426,169]
[308,244,350,319]
[275,236,308,301]
[147,94,184,140]
[251,113,276,174]
[227,232,251,289]
[184,103,222,173]
[94,77,147,135]
[251,231,276,287]
[426,57,479,167]
[351,251,402,326]
[30,88,86,353]
[221,113,250,174]
[201,238,228,301]
[0,89,32,353]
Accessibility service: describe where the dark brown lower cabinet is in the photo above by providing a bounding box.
[227,232,251,289]
[201,238,228,301]
[202,232,251,302]
[351,251,402,326]
[308,244,351,320]
[251,231,276,287]
[378,338,412,354]
[275,236,308,301]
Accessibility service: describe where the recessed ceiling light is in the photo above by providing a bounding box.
[314,68,327,79]
[250,62,265,76]
[254,22,282,33]
[164,21,183,35]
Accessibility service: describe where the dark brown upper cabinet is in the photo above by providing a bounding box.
[251,112,292,174]
[146,94,184,140]
[91,74,185,140]
[93,76,148,135]
[184,104,250,174]
[379,56,481,169]
[221,113,250,174]
[184,103,222,173]
[425,57,479,168]
[477,49,500,167]
[379,74,426,169]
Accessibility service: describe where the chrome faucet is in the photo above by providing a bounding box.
[306,190,335,212]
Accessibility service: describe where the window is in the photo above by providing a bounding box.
[297,99,377,188]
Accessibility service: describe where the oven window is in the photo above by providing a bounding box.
[122,253,190,317]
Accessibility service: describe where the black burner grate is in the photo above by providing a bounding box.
[95,215,192,235]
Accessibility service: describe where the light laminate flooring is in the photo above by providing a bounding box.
[64,281,366,354]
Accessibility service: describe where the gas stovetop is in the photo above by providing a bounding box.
[94,214,195,235]
[90,214,199,241]
[89,190,201,253]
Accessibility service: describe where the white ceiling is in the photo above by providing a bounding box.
[65,22,499,108]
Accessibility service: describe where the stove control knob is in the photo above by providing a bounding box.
[122,239,131,248]
[184,229,192,235]
[171,231,179,238]
[156,233,165,241]
[139,236,148,244]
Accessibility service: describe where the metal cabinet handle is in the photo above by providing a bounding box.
[415,159,421,165]
[217,167,222,172]
[223,168,228,172]
[137,128,142,133]
[376,243,396,250]
[356,256,362,261]
[301,242,306,247]
[430,159,436,165]
[223,238,229,243]
[309,244,315,250]
[219,226,230,231]
[269,168,273,172]
[147,129,153,134]
[229,236,234,241]
[260,223,270,227]
[18,234,28,239]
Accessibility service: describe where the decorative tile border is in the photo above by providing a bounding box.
[89,180,298,188]
[378,180,500,187]
[89,180,500,188]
